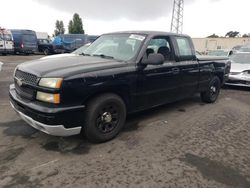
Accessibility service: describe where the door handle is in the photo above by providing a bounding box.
[172,67,180,74]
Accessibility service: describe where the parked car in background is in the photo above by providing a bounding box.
[207,49,233,57]
[11,30,38,54]
[195,51,202,56]
[232,45,243,53]
[0,28,14,55]
[37,39,65,55]
[226,52,250,87]
[10,31,231,143]
[238,45,250,52]
[40,43,91,60]
[52,34,98,53]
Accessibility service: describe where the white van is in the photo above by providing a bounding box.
[0,28,14,55]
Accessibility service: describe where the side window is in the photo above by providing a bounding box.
[146,37,172,61]
[176,37,193,60]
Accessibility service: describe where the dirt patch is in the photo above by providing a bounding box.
[2,120,37,138]
[42,137,90,155]
[183,153,250,188]
[0,148,24,166]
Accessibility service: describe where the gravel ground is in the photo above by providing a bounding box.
[0,55,250,188]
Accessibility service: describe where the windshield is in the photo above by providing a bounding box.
[207,50,229,56]
[38,39,51,44]
[230,54,250,64]
[84,34,146,61]
[72,44,90,54]
[239,47,250,52]
[4,34,12,41]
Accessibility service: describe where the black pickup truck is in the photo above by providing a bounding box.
[9,31,231,142]
[37,39,65,55]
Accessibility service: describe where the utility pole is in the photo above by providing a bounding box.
[170,0,184,34]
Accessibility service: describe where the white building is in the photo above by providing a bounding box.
[192,37,250,52]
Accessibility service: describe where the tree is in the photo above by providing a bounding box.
[225,31,240,38]
[68,13,85,34]
[207,34,219,38]
[54,20,65,36]
[242,34,250,38]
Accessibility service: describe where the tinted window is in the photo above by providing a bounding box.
[176,37,193,57]
[23,34,36,43]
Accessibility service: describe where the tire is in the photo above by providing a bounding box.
[43,49,49,55]
[201,76,221,103]
[84,93,126,143]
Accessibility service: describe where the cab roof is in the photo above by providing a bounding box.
[104,31,190,38]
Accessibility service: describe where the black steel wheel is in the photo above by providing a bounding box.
[84,93,126,143]
[201,76,221,103]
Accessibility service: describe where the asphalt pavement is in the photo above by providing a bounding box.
[0,55,250,188]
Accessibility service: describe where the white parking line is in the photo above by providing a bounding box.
[30,159,59,171]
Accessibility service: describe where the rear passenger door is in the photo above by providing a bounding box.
[174,36,199,97]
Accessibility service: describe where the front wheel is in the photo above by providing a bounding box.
[201,76,221,103]
[43,49,49,55]
[83,93,126,143]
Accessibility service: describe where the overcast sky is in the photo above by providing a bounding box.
[0,0,249,37]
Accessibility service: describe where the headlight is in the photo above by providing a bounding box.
[39,78,63,89]
[36,91,60,104]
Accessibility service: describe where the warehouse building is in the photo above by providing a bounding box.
[192,37,250,53]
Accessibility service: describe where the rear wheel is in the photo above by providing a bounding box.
[84,93,126,143]
[201,76,221,103]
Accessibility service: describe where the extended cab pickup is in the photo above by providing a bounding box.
[9,31,231,142]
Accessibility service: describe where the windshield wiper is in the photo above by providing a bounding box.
[80,52,91,56]
[92,54,114,59]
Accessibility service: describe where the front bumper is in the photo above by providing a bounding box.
[225,74,250,87]
[9,84,85,136]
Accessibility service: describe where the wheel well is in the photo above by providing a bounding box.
[84,89,131,111]
[215,72,224,84]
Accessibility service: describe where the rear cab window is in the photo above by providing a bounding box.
[175,37,195,61]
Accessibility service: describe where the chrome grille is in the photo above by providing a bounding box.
[15,69,39,86]
[14,69,38,100]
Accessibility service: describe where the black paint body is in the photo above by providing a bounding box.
[9,31,231,128]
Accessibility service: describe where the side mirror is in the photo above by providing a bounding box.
[142,53,165,65]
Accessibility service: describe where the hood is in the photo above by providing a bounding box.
[230,62,250,73]
[17,56,126,78]
[40,53,78,60]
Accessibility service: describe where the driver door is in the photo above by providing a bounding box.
[136,36,182,109]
